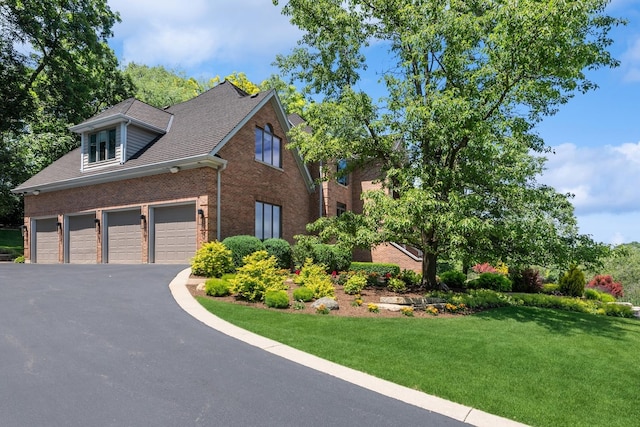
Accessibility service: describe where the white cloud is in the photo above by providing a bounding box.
[107,0,301,74]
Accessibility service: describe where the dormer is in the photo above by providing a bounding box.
[69,98,173,172]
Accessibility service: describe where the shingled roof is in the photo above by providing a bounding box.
[13,81,299,193]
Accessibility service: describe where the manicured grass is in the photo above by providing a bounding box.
[197,298,640,427]
[0,229,23,257]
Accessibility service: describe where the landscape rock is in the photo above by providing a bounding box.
[311,297,339,310]
[377,303,404,312]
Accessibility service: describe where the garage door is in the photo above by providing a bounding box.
[68,214,97,264]
[34,218,59,264]
[107,210,141,264]
[153,204,196,264]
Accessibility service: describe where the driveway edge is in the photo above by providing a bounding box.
[169,268,528,427]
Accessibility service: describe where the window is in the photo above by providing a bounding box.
[255,124,281,167]
[89,128,116,163]
[255,201,281,240]
[337,202,347,217]
[336,159,348,186]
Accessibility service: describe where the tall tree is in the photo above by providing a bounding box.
[275,0,620,286]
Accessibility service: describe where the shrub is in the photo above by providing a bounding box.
[349,262,401,277]
[191,241,234,277]
[559,265,585,297]
[387,277,407,293]
[343,274,367,295]
[439,270,467,289]
[229,251,287,301]
[204,278,231,297]
[13,255,25,263]
[291,235,351,272]
[264,290,290,309]
[399,269,422,287]
[585,288,616,303]
[293,259,335,298]
[292,286,314,302]
[542,283,560,294]
[263,238,293,270]
[222,235,265,268]
[467,272,512,292]
[510,268,543,293]
[587,274,624,298]
[602,303,634,318]
[472,263,499,274]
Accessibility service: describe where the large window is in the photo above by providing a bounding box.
[336,159,348,186]
[89,128,116,163]
[255,124,281,167]
[255,201,281,240]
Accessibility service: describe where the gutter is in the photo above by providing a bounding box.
[216,161,228,241]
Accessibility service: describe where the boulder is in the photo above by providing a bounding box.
[311,297,339,311]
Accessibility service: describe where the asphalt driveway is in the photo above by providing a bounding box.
[0,264,470,427]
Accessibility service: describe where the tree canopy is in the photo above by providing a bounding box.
[274,0,621,286]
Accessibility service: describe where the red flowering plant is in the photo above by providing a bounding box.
[587,275,624,298]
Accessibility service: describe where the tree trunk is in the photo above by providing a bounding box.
[422,251,438,288]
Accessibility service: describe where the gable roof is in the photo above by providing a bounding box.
[13,81,313,194]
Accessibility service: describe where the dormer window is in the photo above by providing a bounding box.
[89,128,116,163]
[255,124,281,168]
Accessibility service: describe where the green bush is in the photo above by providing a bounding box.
[467,272,512,292]
[585,288,616,303]
[559,265,585,297]
[222,235,265,268]
[191,241,234,277]
[387,277,407,293]
[291,235,351,272]
[229,251,287,301]
[293,259,335,298]
[264,290,290,309]
[542,283,560,294]
[349,262,401,277]
[263,238,292,270]
[343,274,367,295]
[13,255,25,263]
[439,270,467,288]
[292,286,314,302]
[602,303,634,318]
[399,269,422,287]
[204,278,231,297]
[510,268,543,293]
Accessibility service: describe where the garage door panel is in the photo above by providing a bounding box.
[107,210,141,264]
[35,218,58,264]
[68,215,97,264]
[154,205,196,264]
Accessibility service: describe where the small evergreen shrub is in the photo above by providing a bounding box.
[587,274,624,298]
[510,268,543,293]
[264,290,290,308]
[343,274,367,295]
[559,265,585,297]
[291,235,351,272]
[467,272,512,292]
[263,238,293,270]
[602,303,634,318]
[292,286,314,302]
[191,241,234,277]
[222,235,265,268]
[204,278,231,297]
[542,283,560,294]
[229,251,287,301]
[585,288,616,303]
[399,269,422,287]
[349,262,401,277]
[13,255,25,263]
[439,270,467,289]
[293,259,335,298]
[387,277,407,293]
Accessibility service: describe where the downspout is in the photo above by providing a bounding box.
[217,161,227,241]
[318,161,324,218]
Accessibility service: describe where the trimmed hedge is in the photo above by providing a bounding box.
[263,238,293,270]
[349,262,400,277]
[222,235,265,268]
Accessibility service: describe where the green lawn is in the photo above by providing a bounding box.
[197,298,640,427]
[0,229,23,257]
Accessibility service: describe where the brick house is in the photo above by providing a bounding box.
[13,82,421,270]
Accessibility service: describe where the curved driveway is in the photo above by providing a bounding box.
[0,265,474,426]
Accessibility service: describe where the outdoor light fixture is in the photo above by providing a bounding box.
[94,218,100,232]
[20,224,27,237]
[197,209,204,218]
[170,166,180,174]
[140,214,146,230]
[32,190,40,196]
[56,222,62,232]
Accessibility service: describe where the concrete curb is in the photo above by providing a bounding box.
[169,268,529,427]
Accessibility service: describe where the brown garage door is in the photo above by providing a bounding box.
[153,204,196,264]
[68,214,97,264]
[34,218,59,264]
[107,209,141,264]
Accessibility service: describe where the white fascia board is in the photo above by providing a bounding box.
[69,114,168,135]
[12,155,227,194]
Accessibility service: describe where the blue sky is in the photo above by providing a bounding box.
[107,0,640,245]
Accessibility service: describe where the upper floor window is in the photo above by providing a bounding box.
[337,202,347,217]
[89,128,116,163]
[255,124,281,168]
[255,201,281,240]
[336,159,348,186]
